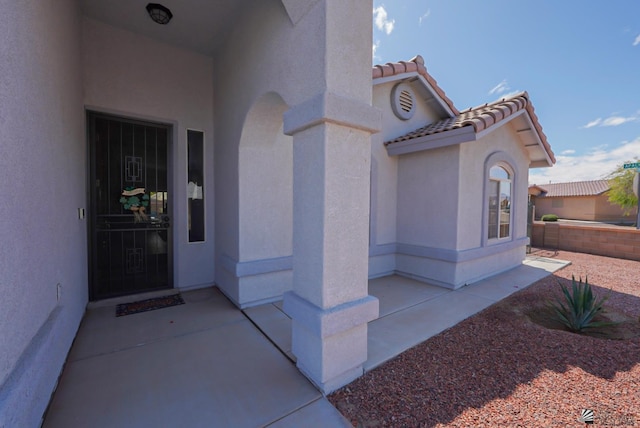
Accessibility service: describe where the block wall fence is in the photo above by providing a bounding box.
[531,222,640,261]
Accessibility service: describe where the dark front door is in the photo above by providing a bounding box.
[88,112,172,300]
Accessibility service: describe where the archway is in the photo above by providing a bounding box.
[237,92,293,303]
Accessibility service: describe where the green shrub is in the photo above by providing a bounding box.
[541,214,558,222]
[550,276,615,333]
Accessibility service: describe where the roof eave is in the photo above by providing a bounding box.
[475,109,525,140]
[530,160,552,168]
[521,110,554,168]
[385,126,476,156]
[385,108,551,162]
[372,71,420,87]
[416,74,457,117]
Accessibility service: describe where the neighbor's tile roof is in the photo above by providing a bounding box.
[383,91,556,164]
[530,180,610,197]
[373,55,459,115]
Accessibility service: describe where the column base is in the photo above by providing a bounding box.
[283,291,379,394]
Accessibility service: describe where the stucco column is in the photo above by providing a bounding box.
[283,90,380,392]
[279,0,381,394]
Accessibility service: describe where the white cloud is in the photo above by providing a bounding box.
[583,114,637,128]
[419,10,431,25]
[583,118,602,128]
[602,116,636,126]
[633,34,640,46]
[488,79,510,95]
[561,149,576,155]
[529,137,640,185]
[373,6,395,35]
[372,39,381,62]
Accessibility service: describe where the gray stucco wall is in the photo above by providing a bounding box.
[214,0,373,307]
[369,78,447,278]
[370,78,446,249]
[369,97,531,287]
[0,1,87,425]
[396,145,462,249]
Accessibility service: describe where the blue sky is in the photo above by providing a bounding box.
[372,1,640,184]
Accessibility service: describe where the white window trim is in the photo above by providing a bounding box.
[482,152,516,246]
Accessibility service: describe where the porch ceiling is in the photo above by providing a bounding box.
[81,0,252,56]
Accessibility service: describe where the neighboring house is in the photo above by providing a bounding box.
[0,2,554,425]
[529,180,634,223]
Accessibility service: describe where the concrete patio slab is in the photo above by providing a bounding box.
[44,288,349,428]
[458,258,569,302]
[364,255,570,371]
[365,290,496,370]
[247,255,570,377]
[244,303,295,362]
[524,255,571,272]
[68,288,245,361]
[368,275,448,317]
[52,254,569,427]
[267,397,352,427]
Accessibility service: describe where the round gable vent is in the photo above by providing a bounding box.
[391,82,416,120]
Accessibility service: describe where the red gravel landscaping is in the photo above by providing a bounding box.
[329,250,640,427]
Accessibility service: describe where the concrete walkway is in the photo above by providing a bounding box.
[44,255,568,427]
[245,255,570,372]
[43,288,350,428]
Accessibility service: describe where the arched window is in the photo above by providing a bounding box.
[487,165,512,240]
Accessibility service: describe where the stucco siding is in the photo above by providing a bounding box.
[370,79,444,250]
[594,194,635,222]
[534,196,597,220]
[370,135,398,246]
[238,94,292,262]
[213,1,306,305]
[373,80,442,144]
[390,120,531,287]
[0,1,86,426]
[452,244,525,286]
[396,145,461,249]
[396,243,525,288]
[214,0,375,306]
[81,18,216,290]
[535,194,634,222]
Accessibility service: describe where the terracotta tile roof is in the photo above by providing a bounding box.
[530,180,610,197]
[373,55,459,115]
[383,91,556,165]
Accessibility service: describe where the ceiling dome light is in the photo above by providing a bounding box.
[146,3,173,25]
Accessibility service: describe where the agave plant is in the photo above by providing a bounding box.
[550,275,614,333]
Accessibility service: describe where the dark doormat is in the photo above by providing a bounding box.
[116,294,185,317]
